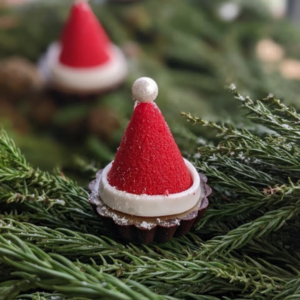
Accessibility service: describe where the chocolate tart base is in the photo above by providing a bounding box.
[89,171,211,244]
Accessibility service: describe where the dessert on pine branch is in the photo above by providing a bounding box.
[89,77,210,244]
[40,0,127,97]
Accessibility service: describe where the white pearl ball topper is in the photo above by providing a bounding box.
[132,77,158,103]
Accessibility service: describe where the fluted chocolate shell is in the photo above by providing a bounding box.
[89,171,211,244]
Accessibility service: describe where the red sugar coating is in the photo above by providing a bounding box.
[108,102,193,195]
[59,1,111,68]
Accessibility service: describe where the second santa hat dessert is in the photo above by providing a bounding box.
[43,0,127,94]
[89,77,210,244]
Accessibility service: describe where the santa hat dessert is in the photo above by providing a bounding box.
[41,0,127,95]
[89,77,210,244]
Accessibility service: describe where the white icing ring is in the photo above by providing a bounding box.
[45,42,127,92]
[98,159,201,217]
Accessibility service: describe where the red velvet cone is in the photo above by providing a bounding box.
[108,102,192,195]
[59,0,111,68]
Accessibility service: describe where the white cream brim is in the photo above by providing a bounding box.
[98,159,202,217]
[43,42,127,93]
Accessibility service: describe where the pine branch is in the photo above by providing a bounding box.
[274,275,300,300]
[272,274,300,300]
[0,131,103,234]
[242,238,300,270]
[0,131,29,171]
[1,84,300,299]
[195,165,300,228]
[0,279,36,300]
[0,220,293,300]
[182,87,300,258]
[201,202,300,258]
[2,0,300,298]
[0,234,167,300]
[108,257,287,298]
[0,218,203,262]
[229,85,300,142]
[181,112,300,175]
[17,292,68,300]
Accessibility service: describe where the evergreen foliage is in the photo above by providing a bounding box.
[2,0,300,173]
[1,87,300,299]
[2,0,300,116]
[1,1,300,299]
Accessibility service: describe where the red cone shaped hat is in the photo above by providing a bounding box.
[108,78,192,196]
[59,0,111,68]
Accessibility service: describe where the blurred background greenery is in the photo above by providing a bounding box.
[1,0,300,183]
